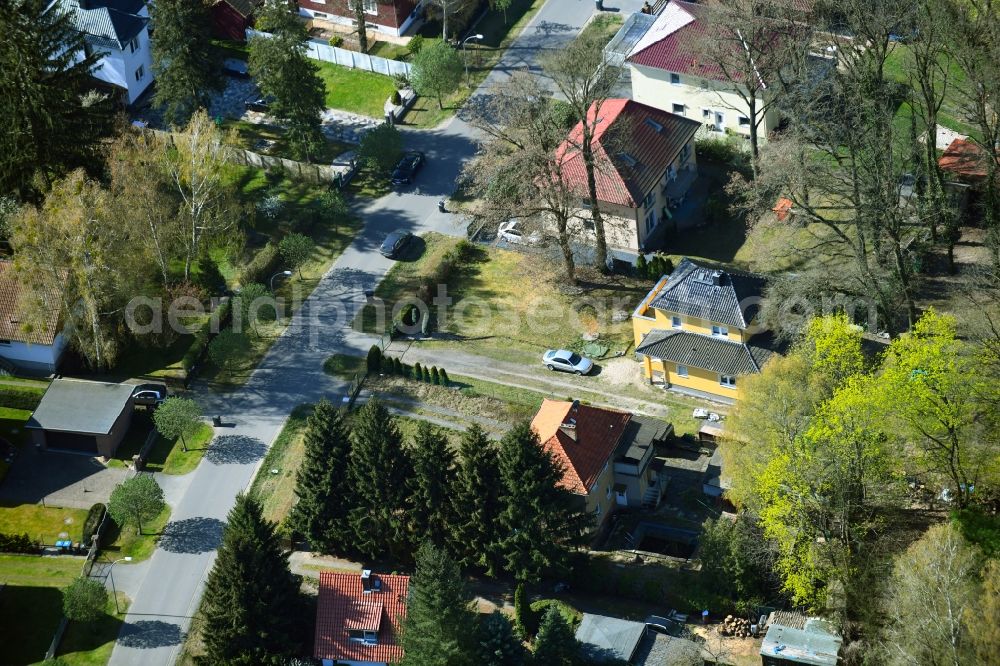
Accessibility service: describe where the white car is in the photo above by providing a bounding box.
[497,219,541,245]
[542,349,594,375]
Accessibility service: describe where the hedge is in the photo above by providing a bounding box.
[0,531,36,554]
[236,241,280,288]
[182,299,233,374]
[81,502,106,547]
[0,385,44,411]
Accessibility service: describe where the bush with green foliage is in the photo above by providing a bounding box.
[208,329,250,373]
[367,345,383,372]
[237,241,280,287]
[391,89,402,106]
[431,367,440,384]
[278,232,315,277]
[392,357,403,375]
[635,254,648,279]
[422,366,431,382]
[182,299,232,373]
[413,362,422,380]
[0,531,35,554]
[407,35,425,56]
[0,385,43,410]
[358,122,403,175]
[695,135,743,164]
[438,368,449,386]
[63,577,108,623]
[81,503,106,547]
[513,583,535,638]
[411,40,463,110]
[532,604,580,665]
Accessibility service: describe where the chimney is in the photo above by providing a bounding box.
[361,569,372,594]
[570,399,580,414]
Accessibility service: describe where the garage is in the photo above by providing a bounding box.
[27,378,135,458]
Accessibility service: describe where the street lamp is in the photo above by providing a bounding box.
[462,33,484,86]
[108,556,132,614]
[269,270,293,293]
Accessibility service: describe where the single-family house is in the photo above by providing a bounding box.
[298,0,423,38]
[633,257,774,402]
[26,379,135,457]
[0,261,68,375]
[576,613,705,665]
[626,1,781,140]
[530,399,673,529]
[556,98,702,252]
[211,0,264,42]
[760,611,842,666]
[51,0,154,106]
[314,569,409,666]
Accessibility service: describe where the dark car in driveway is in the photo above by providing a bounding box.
[391,151,425,185]
[132,383,167,407]
[380,229,414,258]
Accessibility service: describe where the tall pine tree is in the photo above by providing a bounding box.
[287,400,353,553]
[151,0,223,126]
[410,421,456,549]
[2,0,111,197]
[347,398,413,560]
[400,542,477,666]
[497,422,589,584]
[477,610,528,666]
[201,493,303,662]
[451,424,503,574]
[532,605,579,666]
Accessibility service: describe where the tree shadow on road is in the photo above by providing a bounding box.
[117,620,185,648]
[159,517,226,554]
[205,434,267,465]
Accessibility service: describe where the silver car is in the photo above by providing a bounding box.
[542,349,593,375]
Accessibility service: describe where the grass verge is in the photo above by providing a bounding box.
[102,504,172,563]
[323,353,367,380]
[108,413,213,475]
[250,405,313,526]
[0,554,80,664]
[57,592,130,666]
[314,61,397,118]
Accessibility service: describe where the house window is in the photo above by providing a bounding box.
[128,37,139,53]
[643,191,655,209]
[644,209,656,233]
[348,629,379,644]
[714,111,725,128]
[670,73,681,85]
[679,143,691,165]
[672,103,686,115]
[134,65,144,81]
[738,115,751,127]
[677,364,689,378]
[363,0,378,14]
[702,108,712,120]
[671,315,682,329]
[606,485,613,500]
[711,325,728,337]
[720,374,737,388]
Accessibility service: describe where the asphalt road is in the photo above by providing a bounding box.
[106,1,645,662]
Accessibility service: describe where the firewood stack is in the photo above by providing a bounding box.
[719,615,753,638]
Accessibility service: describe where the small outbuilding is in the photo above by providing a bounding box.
[760,612,842,666]
[26,379,135,457]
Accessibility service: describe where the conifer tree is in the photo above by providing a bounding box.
[202,493,303,662]
[478,610,528,666]
[513,582,535,639]
[347,398,413,560]
[532,605,579,666]
[400,542,477,666]
[410,422,456,548]
[451,425,503,574]
[497,422,589,583]
[151,0,222,126]
[287,400,353,553]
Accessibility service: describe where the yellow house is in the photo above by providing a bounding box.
[632,258,774,401]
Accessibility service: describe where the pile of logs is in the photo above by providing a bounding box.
[719,615,753,638]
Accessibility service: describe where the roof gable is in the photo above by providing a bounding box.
[557,99,702,208]
[531,399,630,494]
[635,329,775,376]
[55,0,148,50]
[314,572,409,663]
[0,261,62,346]
[628,1,729,81]
[649,257,766,329]
[26,379,134,435]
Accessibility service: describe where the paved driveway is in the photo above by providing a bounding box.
[0,445,126,510]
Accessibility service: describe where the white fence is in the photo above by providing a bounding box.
[247,29,413,78]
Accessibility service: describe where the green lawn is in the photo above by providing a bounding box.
[323,353,367,380]
[211,38,250,62]
[314,62,397,118]
[102,505,172,563]
[579,12,624,45]
[250,405,312,526]
[111,332,203,385]
[223,119,353,164]
[0,504,88,545]
[884,42,979,138]
[0,554,81,665]
[108,411,213,475]
[57,593,130,666]
[368,40,411,61]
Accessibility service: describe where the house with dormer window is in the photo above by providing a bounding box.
[632,258,776,402]
[314,570,409,666]
[555,98,701,252]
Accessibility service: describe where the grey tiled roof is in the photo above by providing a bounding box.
[635,329,774,376]
[56,0,148,51]
[575,614,646,662]
[649,257,766,329]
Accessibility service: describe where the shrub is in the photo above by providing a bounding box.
[329,34,344,48]
[391,72,411,90]
[181,299,233,374]
[530,599,583,631]
[391,90,402,106]
[256,192,284,221]
[367,345,383,372]
[422,366,431,382]
[635,254,648,279]
[547,98,575,129]
[236,241,280,287]
[695,135,741,164]
[81,503,106,547]
[0,385,43,410]
[392,357,403,375]
[413,362,422,380]
[0,531,36,554]
[63,577,107,623]
[381,355,395,373]
[407,35,425,56]
[265,163,287,183]
[513,583,535,638]
[438,368,449,386]
[431,367,440,384]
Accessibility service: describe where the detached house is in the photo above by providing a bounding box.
[633,258,774,401]
[298,0,423,38]
[530,399,673,529]
[556,98,702,252]
[314,570,409,666]
[626,1,781,140]
[52,0,154,106]
[0,261,68,375]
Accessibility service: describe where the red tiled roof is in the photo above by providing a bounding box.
[556,99,701,208]
[0,260,62,346]
[938,138,994,181]
[530,399,631,495]
[628,1,729,81]
[314,572,409,664]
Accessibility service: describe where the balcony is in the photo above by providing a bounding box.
[662,168,697,205]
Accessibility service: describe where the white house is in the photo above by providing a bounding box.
[51,0,154,106]
[625,1,781,140]
[0,262,68,375]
